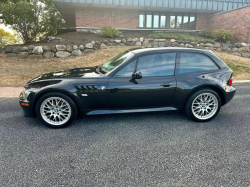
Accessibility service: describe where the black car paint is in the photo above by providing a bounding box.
[19,48,236,118]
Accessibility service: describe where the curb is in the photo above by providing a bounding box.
[0,81,249,98]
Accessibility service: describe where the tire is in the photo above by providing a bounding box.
[35,92,78,128]
[185,89,221,122]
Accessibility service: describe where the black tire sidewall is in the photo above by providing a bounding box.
[35,92,78,128]
[185,89,221,122]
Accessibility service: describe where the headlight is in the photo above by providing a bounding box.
[23,88,31,99]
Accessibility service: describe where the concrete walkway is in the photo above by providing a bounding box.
[0,87,23,98]
[0,80,249,98]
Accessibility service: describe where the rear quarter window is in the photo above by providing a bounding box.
[177,52,219,75]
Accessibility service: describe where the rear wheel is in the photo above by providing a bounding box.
[36,92,77,128]
[185,89,221,122]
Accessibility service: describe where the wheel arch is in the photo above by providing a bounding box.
[32,89,80,117]
[184,84,226,108]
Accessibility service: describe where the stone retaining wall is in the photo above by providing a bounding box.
[1,38,250,59]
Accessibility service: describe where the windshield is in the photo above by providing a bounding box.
[99,51,134,74]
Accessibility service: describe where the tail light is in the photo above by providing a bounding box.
[228,77,233,86]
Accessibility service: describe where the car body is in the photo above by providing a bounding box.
[19,47,236,128]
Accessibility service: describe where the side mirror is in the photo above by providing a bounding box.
[132,71,142,79]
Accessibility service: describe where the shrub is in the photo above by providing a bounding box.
[200,29,213,38]
[0,29,17,46]
[213,29,233,42]
[101,26,119,38]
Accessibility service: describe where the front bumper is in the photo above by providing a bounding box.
[224,86,236,105]
[19,91,35,118]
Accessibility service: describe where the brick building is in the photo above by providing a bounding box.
[53,0,250,42]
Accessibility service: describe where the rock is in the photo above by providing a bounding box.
[48,36,55,40]
[241,43,247,47]
[159,39,166,42]
[79,45,85,51]
[140,37,144,42]
[71,49,82,56]
[91,41,95,45]
[115,40,121,44]
[239,46,249,52]
[214,43,221,48]
[222,47,231,52]
[32,46,43,55]
[95,41,101,45]
[109,39,115,43]
[18,52,29,59]
[154,39,159,42]
[28,45,35,50]
[205,43,214,47]
[135,41,141,46]
[172,42,178,46]
[39,36,47,42]
[85,43,93,49]
[13,46,22,54]
[171,39,176,43]
[4,46,14,53]
[127,38,133,42]
[241,53,250,58]
[118,43,126,46]
[159,42,165,47]
[83,49,95,53]
[231,52,241,57]
[216,48,222,52]
[73,45,78,50]
[22,47,29,52]
[190,42,197,45]
[100,43,107,49]
[51,46,57,53]
[42,46,51,52]
[122,39,127,44]
[180,43,185,47]
[43,52,55,59]
[56,51,70,58]
[235,43,242,48]
[6,53,17,57]
[148,38,154,42]
[185,44,193,48]
[103,40,109,44]
[133,38,138,42]
[56,45,66,51]
[143,41,150,46]
[222,43,230,48]
[200,43,205,46]
[66,45,73,52]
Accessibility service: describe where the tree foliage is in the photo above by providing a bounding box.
[0,28,17,46]
[0,0,67,43]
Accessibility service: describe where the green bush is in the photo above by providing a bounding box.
[200,29,213,38]
[213,29,233,42]
[101,26,119,38]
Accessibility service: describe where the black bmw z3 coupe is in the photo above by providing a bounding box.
[19,47,236,128]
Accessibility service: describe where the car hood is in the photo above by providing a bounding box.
[27,67,105,83]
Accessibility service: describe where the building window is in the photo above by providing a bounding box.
[139,12,196,30]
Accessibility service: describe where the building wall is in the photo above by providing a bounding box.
[196,13,210,30]
[208,6,250,43]
[75,7,139,29]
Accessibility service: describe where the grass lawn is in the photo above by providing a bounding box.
[0,47,250,87]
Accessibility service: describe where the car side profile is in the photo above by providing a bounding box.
[19,47,236,128]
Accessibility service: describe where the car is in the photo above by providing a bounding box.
[19,47,236,128]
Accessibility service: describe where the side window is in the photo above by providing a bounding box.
[136,53,176,77]
[178,53,219,74]
[114,59,137,77]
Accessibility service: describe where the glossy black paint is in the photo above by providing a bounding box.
[19,47,236,118]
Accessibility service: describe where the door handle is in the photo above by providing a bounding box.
[161,83,172,87]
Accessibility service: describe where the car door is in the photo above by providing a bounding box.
[107,52,177,109]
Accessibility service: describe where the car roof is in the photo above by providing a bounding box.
[128,47,213,55]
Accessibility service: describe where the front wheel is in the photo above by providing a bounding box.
[36,92,78,128]
[185,89,221,122]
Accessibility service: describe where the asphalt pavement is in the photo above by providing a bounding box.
[0,84,250,186]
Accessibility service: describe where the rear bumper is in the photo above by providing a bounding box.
[224,86,236,105]
[19,91,35,118]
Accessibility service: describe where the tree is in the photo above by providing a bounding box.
[0,29,17,46]
[0,1,42,43]
[0,0,67,43]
